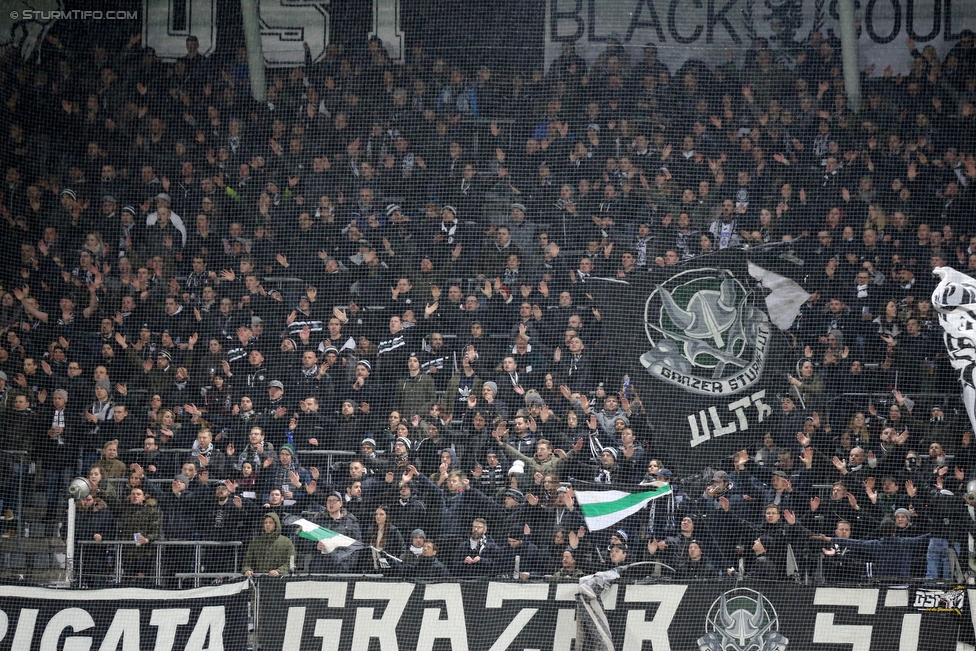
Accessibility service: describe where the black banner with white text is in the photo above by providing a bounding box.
[0,580,249,651]
[595,245,809,473]
[257,577,970,651]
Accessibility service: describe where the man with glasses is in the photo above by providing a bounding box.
[305,490,362,573]
[452,518,498,578]
[62,361,89,402]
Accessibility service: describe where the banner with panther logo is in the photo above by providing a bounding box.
[598,244,809,472]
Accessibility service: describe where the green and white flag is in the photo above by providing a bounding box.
[575,485,673,531]
[287,517,365,556]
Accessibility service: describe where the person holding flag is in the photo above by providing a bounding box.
[574,475,675,533]
[289,491,364,573]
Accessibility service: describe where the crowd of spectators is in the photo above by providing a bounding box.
[1,24,976,584]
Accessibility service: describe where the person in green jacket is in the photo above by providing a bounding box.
[243,512,294,577]
[493,425,584,477]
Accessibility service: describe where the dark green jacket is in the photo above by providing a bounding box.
[243,512,295,575]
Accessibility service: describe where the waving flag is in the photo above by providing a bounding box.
[575,485,673,531]
[591,242,811,473]
[286,516,365,558]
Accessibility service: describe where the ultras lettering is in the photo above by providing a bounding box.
[688,389,773,447]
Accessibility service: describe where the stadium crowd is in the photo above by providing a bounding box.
[1,25,976,584]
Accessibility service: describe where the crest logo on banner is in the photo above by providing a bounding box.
[699,588,789,651]
[616,246,809,464]
[913,587,966,614]
[641,268,771,397]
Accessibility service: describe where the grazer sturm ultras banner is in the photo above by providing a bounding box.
[599,244,809,472]
[0,580,249,650]
[255,577,967,651]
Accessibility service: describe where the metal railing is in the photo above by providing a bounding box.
[75,539,242,587]
[0,450,33,536]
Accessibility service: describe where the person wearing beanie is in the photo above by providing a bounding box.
[397,353,436,422]
[361,437,377,450]
[893,507,914,533]
[607,529,629,551]
[342,359,379,428]
[496,481,531,540]
[505,201,537,251]
[35,385,74,508]
[594,447,620,484]
[500,525,549,580]
[392,436,413,469]
[504,488,525,505]
[434,204,471,259]
[87,379,115,438]
[475,380,510,423]
[399,527,429,565]
[263,442,311,501]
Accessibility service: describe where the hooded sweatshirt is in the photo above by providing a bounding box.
[243,512,295,575]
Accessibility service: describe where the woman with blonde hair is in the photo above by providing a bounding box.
[864,203,888,234]
[844,412,872,447]
[95,440,127,479]
[83,232,110,260]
